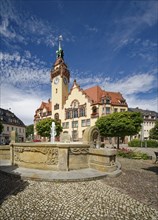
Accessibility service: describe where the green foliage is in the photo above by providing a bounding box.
[149,120,158,140]
[96,111,143,148]
[96,111,143,137]
[128,139,158,148]
[26,124,34,138]
[117,148,149,160]
[36,118,62,138]
[0,121,4,134]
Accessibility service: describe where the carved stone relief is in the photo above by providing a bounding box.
[14,147,58,165]
[70,148,89,155]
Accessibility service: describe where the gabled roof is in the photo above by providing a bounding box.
[84,85,127,106]
[0,108,25,127]
[36,100,52,112]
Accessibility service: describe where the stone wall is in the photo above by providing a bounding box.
[0,146,10,160]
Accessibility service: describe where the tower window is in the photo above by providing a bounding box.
[54,113,59,120]
[56,89,58,93]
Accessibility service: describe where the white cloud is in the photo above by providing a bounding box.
[0,51,50,89]
[0,83,50,125]
[74,71,158,112]
[126,95,158,112]
[102,72,156,95]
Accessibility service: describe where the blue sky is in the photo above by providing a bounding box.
[0,0,158,125]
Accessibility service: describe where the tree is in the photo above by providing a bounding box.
[96,111,143,149]
[26,124,34,138]
[149,120,158,140]
[36,118,62,140]
[0,121,4,134]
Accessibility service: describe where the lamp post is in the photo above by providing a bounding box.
[71,105,74,142]
[141,123,144,147]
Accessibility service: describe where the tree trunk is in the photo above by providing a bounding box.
[117,137,120,149]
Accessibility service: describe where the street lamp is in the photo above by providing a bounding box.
[71,104,74,142]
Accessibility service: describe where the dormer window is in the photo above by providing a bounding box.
[106,98,110,104]
[102,96,111,104]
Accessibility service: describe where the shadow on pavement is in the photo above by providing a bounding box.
[0,168,29,205]
[142,166,158,175]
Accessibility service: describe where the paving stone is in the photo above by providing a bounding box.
[0,158,158,219]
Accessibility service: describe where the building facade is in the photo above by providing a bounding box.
[129,108,158,140]
[0,108,26,144]
[34,40,128,141]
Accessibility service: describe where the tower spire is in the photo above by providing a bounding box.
[56,35,64,59]
[59,35,63,50]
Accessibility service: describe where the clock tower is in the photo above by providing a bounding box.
[50,35,70,121]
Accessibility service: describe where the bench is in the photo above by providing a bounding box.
[154,152,158,164]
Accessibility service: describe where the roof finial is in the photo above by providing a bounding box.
[56,35,64,59]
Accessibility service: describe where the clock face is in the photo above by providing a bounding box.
[54,77,59,84]
[63,77,67,85]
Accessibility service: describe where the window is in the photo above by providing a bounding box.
[79,108,85,117]
[81,120,86,127]
[62,122,69,129]
[19,128,21,133]
[66,111,71,119]
[120,109,125,112]
[102,107,105,114]
[54,113,59,120]
[12,127,14,131]
[92,106,97,114]
[101,98,105,104]
[71,100,79,108]
[106,98,110,104]
[114,108,118,112]
[81,119,90,127]
[7,127,9,132]
[86,119,90,126]
[106,107,110,114]
[54,104,59,110]
[73,109,78,118]
[72,121,78,128]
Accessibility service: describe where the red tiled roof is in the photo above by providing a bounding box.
[84,86,127,106]
[38,101,52,112]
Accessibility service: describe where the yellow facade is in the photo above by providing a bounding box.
[34,47,128,141]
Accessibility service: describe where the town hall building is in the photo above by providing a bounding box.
[34,38,128,141]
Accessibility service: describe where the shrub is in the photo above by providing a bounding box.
[117,148,150,160]
[128,139,158,148]
[128,139,141,147]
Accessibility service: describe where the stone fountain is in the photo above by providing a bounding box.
[10,126,119,174]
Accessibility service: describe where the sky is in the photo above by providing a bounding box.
[0,0,158,125]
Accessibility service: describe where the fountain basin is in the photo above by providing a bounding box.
[10,142,117,172]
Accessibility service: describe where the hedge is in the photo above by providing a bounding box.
[128,139,158,148]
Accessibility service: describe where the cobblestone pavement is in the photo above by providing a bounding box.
[0,158,158,220]
[102,158,158,210]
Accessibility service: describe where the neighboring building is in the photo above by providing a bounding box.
[0,108,26,144]
[129,107,158,140]
[34,38,128,141]
[34,99,52,141]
